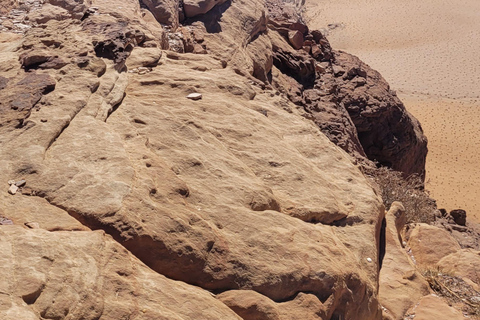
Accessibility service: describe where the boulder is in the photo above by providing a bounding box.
[48,0,88,19]
[407,223,461,268]
[125,47,162,69]
[183,0,229,18]
[437,249,480,284]
[406,295,464,320]
[142,0,179,29]
[288,30,304,50]
[449,209,467,226]
[27,3,71,24]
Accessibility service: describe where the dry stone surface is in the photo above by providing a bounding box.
[0,0,439,318]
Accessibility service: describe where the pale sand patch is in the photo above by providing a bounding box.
[305,0,480,222]
[402,94,480,222]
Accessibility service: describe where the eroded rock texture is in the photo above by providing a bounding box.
[0,0,431,319]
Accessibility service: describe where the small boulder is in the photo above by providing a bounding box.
[311,44,323,59]
[288,30,304,50]
[449,209,466,226]
[437,249,480,285]
[8,184,18,195]
[407,223,461,268]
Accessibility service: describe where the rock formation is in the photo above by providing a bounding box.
[0,0,473,319]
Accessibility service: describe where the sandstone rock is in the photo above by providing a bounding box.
[408,223,461,268]
[0,226,241,320]
[218,289,334,319]
[449,209,466,226]
[0,0,17,15]
[48,0,88,19]
[289,22,308,35]
[27,3,70,24]
[193,43,207,54]
[125,47,162,69]
[218,290,281,320]
[332,52,427,177]
[288,30,304,50]
[379,202,430,319]
[8,184,18,195]
[406,295,464,320]
[183,0,229,18]
[0,0,429,318]
[19,49,53,69]
[142,0,179,29]
[437,249,480,284]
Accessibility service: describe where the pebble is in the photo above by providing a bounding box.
[186,93,202,100]
[8,180,15,185]
[0,217,13,225]
[15,179,26,187]
[8,184,18,195]
[366,257,373,263]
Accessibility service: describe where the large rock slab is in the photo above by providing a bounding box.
[408,223,461,268]
[437,249,480,285]
[0,226,241,320]
[406,295,464,320]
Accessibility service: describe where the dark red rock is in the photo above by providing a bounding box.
[289,22,308,35]
[0,73,56,128]
[288,30,304,50]
[450,209,467,226]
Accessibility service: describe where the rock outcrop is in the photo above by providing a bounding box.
[0,0,434,319]
[379,203,429,319]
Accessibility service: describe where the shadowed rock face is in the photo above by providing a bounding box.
[0,0,430,319]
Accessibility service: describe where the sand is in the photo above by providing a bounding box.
[305,0,480,222]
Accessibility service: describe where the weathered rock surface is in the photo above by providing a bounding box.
[407,223,461,268]
[0,0,435,319]
[183,0,229,18]
[406,295,464,320]
[0,226,241,320]
[437,249,480,285]
[379,203,429,320]
[141,0,179,29]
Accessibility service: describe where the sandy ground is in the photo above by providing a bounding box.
[305,0,480,222]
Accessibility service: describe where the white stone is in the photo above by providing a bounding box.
[186,93,202,100]
[8,184,18,195]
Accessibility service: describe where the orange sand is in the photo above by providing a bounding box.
[305,0,480,222]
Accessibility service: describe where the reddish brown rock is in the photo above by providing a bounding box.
[449,209,467,226]
[184,0,229,18]
[288,30,304,50]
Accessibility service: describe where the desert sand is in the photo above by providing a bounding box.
[305,0,480,222]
